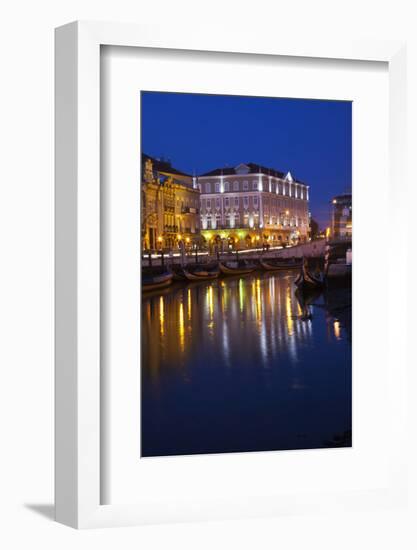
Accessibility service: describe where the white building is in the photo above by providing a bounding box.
[196,162,310,246]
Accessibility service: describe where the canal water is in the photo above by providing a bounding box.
[141,271,352,457]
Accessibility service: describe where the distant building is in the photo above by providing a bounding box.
[141,154,200,250]
[197,163,310,247]
[330,194,352,239]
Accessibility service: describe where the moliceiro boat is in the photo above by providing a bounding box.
[183,268,219,281]
[294,260,324,291]
[142,270,173,291]
[219,261,256,276]
[260,258,303,271]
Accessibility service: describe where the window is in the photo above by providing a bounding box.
[207,216,212,229]
[234,213,240,226]
[243,180,249,190]
[233,180,239,191]
[252,181,258,190]
[206,198,211,209]
[224,181,230,192]
[215,182,220,193]
[224,197,230,208]
[234,196,239,208]
[253,196,259,208]
[216,197,220,209]
[205,182,211,193]
[243,196,249,209]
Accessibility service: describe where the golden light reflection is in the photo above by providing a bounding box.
[239,279,244,312]
[143,271,325,382]
[255,278,262,322]
[187,288,192,320]
[286,287,294,336]
[207,285,214,319]
[333,320,341,340]
[179,301,185,352]
[159,296,165,336]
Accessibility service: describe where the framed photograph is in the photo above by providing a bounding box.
[55,21,408,528]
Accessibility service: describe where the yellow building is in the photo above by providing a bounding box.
[141,154,200,251]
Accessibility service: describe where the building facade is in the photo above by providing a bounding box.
[330,194,352,239]
[197,163,310,247]
[141,154,200,250]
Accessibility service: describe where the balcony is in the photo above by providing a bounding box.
[164,224,178,233]
[181,206,198,214]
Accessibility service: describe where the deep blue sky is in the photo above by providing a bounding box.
[141,92,351,229]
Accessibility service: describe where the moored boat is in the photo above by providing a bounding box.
[183,268,219,281]
[294,260,324,291]
[172,266,187,281]
[142,270,173,291]
[219,261,256,276]
[260,258,303,271]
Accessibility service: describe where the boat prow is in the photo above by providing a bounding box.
[219,262,256,276]
[294,261,324,291]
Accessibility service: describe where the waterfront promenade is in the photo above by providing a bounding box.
[141,239,330,267]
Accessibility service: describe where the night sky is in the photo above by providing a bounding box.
[141,92,352,229]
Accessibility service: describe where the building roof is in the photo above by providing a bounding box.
[142,153,192,178]
[198,162,305,184]
[332,193,352,202]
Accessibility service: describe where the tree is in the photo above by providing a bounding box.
[310,218,320,239]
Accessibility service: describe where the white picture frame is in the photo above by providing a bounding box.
[55,20,408,529]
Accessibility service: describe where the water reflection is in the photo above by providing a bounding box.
[142,271,352,457]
